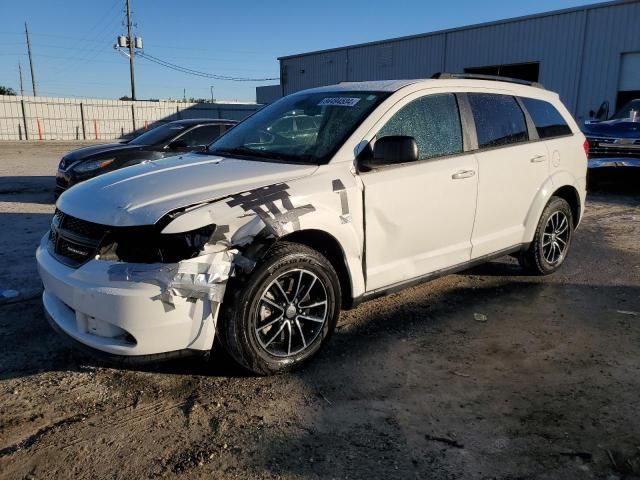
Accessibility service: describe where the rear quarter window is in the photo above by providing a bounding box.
[520,97,573,139]
[468,94,528,149]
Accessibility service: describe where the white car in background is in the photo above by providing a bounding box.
[37,74,587,375]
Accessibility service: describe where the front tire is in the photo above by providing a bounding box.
[218,241,341,375]
[519,196,574,275]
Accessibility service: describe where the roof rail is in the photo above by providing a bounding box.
[431,72,545,89]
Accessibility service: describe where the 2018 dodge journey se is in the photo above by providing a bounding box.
[37,74,587,375]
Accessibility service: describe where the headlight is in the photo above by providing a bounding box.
[73,158,115,173]
[97,224,216,263]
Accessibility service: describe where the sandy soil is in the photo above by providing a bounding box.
[0,142,639,479]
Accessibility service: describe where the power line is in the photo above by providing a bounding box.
[43,0,122,76]
[138,52,279,82]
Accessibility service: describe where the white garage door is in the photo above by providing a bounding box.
[619,53,640,91]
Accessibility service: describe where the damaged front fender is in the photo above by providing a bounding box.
[109,182,320,307]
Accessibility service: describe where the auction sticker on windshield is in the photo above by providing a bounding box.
[318,97,361,107]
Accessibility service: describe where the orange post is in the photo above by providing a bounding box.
[144,120,149,130]
[36,117,43,140]
[93,119,99,140]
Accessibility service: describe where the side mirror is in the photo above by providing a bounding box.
[167,139,187,150]
[359,136,418,170]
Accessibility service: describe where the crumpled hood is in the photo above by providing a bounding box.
[582,119,640,138]
[57,153,318,226]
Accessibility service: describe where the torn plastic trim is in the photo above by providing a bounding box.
[332,179,352,224]
[107,243,237,304]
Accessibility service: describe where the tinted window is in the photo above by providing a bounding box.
[520,97,572,138]
[378,93,463,160]
[178,125,223,147]
[208,91,389,164]
[295,116,317,131]
[270,117,294,135]
[611,99,640,120]
[468,94,528,148]
[129,123,187,146]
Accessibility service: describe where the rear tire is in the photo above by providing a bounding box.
[218,241,341,375]
[519,196,573,275]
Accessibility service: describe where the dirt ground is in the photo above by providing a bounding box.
[0,142,639,480]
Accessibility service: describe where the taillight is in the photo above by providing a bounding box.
[583,138,589,157]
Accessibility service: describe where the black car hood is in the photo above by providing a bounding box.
[582,119,640,139]
[62,143,147,163]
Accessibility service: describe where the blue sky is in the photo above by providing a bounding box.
[0,0,603,102]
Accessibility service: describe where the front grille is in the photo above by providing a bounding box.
[588,137,640,158]
[50,210,109,267]
[61,214,107,241]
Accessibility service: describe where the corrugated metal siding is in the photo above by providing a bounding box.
[347,35,446,82]
[280,1,640,120]
[444,10,586,113]
[578,1,640,116]
[283,50,349,93]
[256,85,282,104]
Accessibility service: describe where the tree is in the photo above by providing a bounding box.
[119,95,132,101]
[0,86,17,96]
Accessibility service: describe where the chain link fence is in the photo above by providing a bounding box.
[0,95,261,141]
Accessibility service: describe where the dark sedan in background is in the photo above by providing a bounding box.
[55,118,236,197]
[583,99,640,185]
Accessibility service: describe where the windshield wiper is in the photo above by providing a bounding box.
[209,147,300,162]
[208,147,267,159]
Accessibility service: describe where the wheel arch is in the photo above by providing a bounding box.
[552,184,581,227]
[523,173,583,243]
[279,229,354,310]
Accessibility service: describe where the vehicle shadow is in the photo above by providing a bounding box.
[588,169,640,196]
[0,298,250,381]
[0,264,540,382]
[243,280,640,479]
[0,176,56,205]
[0,246,549,383]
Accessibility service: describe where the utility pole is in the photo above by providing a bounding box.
[126,0,136,100]
[24,22,36,96]
[18,63,24,96]
[210,86,214,103]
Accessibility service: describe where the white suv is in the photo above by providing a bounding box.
[37,75,587,374]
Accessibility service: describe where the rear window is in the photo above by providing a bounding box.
[468,94,528,149]
[520,97,572,139]
[178,125,222,147]
[295,116,317,131]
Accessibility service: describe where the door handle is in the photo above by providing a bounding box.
[451,169,476,180]
[530,154,546,163]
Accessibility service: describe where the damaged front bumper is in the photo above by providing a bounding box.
[36,235,224,357]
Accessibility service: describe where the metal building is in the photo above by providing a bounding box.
[256,85,282,105]
[277,0,640,120]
